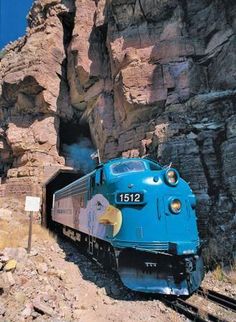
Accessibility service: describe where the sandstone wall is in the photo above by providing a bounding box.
[0,0,236,264]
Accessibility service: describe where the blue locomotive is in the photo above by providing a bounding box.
[52,157,204,295]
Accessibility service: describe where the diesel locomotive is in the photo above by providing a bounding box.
[51,157,204,295]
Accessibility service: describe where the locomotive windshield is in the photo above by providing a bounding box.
[110,160,146,175]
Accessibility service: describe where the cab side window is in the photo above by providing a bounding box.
[95,167,106,186]
[90,175,95,197]
[95,169,101,186]
[91,175,95,189]
[101,169,106,184]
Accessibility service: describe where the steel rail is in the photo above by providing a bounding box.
[163,297,227,322]
[163,297,207,322]
[198,287,236,313]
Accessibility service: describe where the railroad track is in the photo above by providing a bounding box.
[197,287,236,313]
[163,297,226,322]
[162,289,236,322]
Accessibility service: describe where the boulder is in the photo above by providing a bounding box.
[4,259,17,272]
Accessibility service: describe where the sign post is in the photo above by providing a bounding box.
[28,211,33,254]
[25,196,40,254]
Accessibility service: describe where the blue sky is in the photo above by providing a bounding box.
[0,0,33,49]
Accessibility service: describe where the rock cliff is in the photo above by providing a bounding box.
[0,0,235,264]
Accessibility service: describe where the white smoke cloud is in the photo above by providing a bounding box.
[63,137,96,173]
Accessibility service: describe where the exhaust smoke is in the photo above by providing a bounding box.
[63,137,96,173]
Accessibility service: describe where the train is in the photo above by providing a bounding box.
[51,157,204,295]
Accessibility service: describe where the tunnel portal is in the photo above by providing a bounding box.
[43,169,83,228]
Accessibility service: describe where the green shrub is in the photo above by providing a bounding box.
[0,50,6,59]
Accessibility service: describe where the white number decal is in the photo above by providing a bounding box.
[124,194,130,202]
[119,193,142,202]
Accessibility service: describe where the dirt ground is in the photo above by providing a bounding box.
[0,202,235,322]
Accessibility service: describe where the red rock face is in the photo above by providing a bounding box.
[0,0,73,190]
[0,0,236,263]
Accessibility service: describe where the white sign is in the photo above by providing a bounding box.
[25,196,41,212]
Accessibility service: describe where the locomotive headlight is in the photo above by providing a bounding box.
[165,168,179,186]
[170,199,182,214]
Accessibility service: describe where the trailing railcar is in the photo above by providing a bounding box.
[51,157,204,295]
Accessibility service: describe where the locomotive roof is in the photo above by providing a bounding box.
[54,157,163,196]
[97,156,162,167]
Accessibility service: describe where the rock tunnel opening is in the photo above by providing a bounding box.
[43,169,83,228]
[59,119,96,173]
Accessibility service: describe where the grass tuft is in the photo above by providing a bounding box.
[0,218,56,250]
[212,265,225,282]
